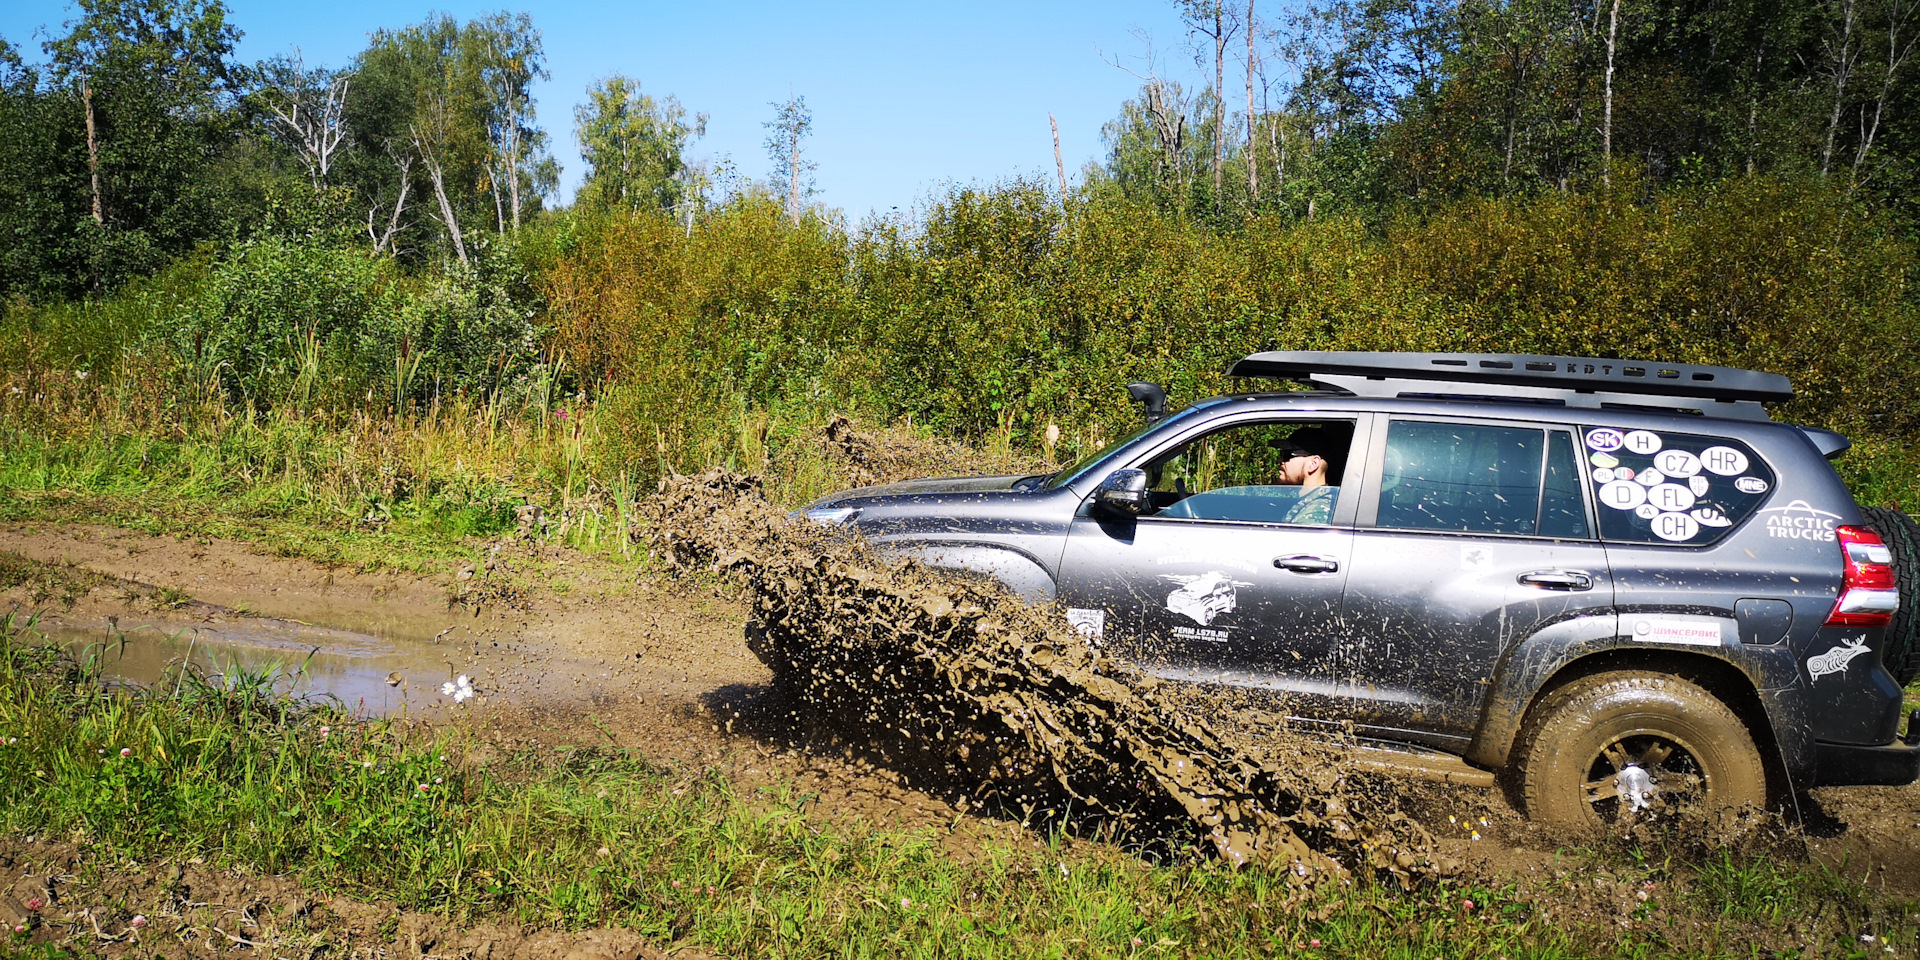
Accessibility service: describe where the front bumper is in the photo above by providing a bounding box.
[1813,737,1920,786]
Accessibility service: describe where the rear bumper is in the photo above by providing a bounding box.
[1813,738,1920,786]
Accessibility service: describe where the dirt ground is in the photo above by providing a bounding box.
[4,519,1920,955]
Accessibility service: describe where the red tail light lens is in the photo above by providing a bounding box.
[1826,525,1899,627]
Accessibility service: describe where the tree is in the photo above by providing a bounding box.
[256,52,351,189]
[574,74,706,214]
[1180,0,1240,198]
[471,12,547,231]
[764,94,816,225]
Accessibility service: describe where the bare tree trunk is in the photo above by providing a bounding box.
[414,129,469,264]
[1853,0,1917,177]
[367,149,412,255]
[506,124,523,231]
[1822,0,1859,177]
[788,125,802,226]
[1050,113,1069,196]
[1603,0,1621,186]
[1245,0,1258,200]
[83,82,103,225]
[1213,4,1228,197]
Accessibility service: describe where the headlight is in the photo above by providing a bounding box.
[803,505,859,525]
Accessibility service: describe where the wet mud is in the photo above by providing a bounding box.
[648,471,1453,880]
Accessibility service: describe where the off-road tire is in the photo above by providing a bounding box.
[1518,671,1766,831]
[1859,506,1920,687]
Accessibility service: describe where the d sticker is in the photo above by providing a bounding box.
[1599,480,1647,510]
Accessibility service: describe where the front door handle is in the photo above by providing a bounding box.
[1517,569,1595,590]
[1275,555,1339,574]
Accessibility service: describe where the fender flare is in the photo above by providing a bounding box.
[881,541,1058,604]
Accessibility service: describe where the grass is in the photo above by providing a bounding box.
[0,617,1913,959]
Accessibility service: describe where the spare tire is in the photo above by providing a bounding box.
[1859,506,1920,687]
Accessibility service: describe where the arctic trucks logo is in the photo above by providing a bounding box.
[1759,500,1841,542]
[1807,636,1872,680]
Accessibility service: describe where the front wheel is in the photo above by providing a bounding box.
[1518,671,1766,831]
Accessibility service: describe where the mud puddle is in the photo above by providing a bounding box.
[35,617,464,715]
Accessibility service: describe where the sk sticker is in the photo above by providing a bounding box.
[1587,428,1625,452]
[1066,607,1106,641]
[1808,636,1872,680]
[1161,572,1250,627]
[1623,430,1663,455]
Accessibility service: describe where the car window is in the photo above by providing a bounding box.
[1581,427,1773,544]
[1141,420,1353,525]
[1378,421,1544,535]
[1539,430,1592,538]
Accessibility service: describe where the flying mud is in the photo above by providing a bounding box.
[647,471,1458,882]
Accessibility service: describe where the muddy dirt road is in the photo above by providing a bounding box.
[5,515,1920,915]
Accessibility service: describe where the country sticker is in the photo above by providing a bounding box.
[1635,504,1660,520]
[1654,449,1702,477]
[1600,480,1647,510]
[1735,476,1768,495]
[1616,467,1635,481]
[1651,512,1700,541]
[1700,446,1749,476]
[1635,468,1666,488]
[1691,506,1733,527]
[1624,430,1663,455]
[1587,428,1625,452]
[1592,467,1617,483]
[1689,475,1710,496]
[1590,452,1620,468]
[1648,483,1697,512]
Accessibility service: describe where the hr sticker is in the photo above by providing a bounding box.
[1701,446,1750,476]
[1808,636,1872,680]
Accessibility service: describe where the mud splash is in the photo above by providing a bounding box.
[648,472,1450,880]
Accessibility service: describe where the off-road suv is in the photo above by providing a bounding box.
[793,352,1920,828]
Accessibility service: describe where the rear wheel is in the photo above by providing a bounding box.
[1518,671,1766,831]
[1859,506,1920,687]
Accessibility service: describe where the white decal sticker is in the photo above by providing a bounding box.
[1460,546,1492,571]
[1590,452,1620,468]
[1689,475,1711,497]
[1648,483,1697,512]
[1615,467,1636,481]
[1587,428,1625,452]
[1701,446,1750,476]
[1632,618,1721,646]
[1808,636,1872,680]
[1635,504,1660,520]
[1599,480,1647,510]
[1635,468,1667,488]
[1735,476,1769,495]
[1654,449,1702,478]
[1066,607,1106,641]
[1760,500,1842,542]
[1161,572,1250,627]
[1651,512,1700,541]
[1592,467,1617,483]
[1691,505,1733,527]
[1623,430,1664,455]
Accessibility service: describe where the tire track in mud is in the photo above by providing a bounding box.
[648,472,1460,881]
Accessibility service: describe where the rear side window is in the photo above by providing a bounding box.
[1378,421,1545,535]
[1581,427,1773,545]
[1540,431,1592,539]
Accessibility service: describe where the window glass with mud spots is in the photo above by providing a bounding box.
[1143,420,1355,525]
[1581,427,1773,545]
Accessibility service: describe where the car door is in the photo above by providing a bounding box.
[1339,417,1615,747]
[1055,415,1370,717]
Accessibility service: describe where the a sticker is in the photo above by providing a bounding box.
[1654,449,1701,478]
[1460,546,1492,571]
[1760,500,1841,542]
[1623,430,1664,455]
[1631,618,1721,646]
[1689,475,1710,497]
[1599,480,1647,510]
[1161,573,1249,627]
[1808,636,1871,680]
[1691,506,1733,527]
[1635,468,1666,488]
[1590,452,1620,468]
[1735,476,1769,495]
[1587,429,1625,452]
[1700,446,1749,476]
[1647,483,1697,512]
[1634,504,1660,520]
[1615,467,1635,481]
[1066,607,1106,640]
[1592,467,1617,483]
[1651,512,1700,541]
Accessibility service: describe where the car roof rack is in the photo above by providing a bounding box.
[1229,351,1792,420]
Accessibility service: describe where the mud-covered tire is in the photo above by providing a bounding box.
[1517,671,1766,831]
[1859,506,1920,687]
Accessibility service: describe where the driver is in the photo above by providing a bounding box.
[1275,442,1336,524]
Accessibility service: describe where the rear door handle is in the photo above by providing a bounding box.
[1517,569,1595,590]
[1275,555,1339,574]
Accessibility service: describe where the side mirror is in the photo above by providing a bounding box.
[1093,468,1151,517]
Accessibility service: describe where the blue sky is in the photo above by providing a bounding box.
[2,0,1204,220]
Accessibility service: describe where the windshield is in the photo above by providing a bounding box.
[1043,417,1172,490]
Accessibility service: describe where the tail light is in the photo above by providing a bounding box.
[1826,525,1900,627]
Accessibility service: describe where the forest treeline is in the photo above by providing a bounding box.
[1,0,1916,481]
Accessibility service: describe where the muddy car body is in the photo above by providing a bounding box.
[796,352,1920,826]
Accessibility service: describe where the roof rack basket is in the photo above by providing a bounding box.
[1229,351,1792,420]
